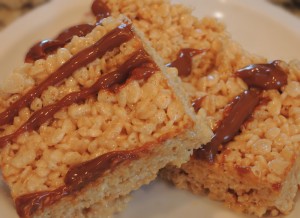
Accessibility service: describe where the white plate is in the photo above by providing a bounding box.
[0,0,299,217]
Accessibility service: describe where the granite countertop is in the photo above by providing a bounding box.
[0,0,299,30]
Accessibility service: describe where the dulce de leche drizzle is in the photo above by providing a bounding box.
[236,60,287,90]
[130,66,157,80]
[64,150,139,192]
[0,49,154,148]
[192,97,204,113]
[16,149,141,218]
[56,24,95,43]
[0,23,134,127]
[25,0,111,63]
[15,186,68,218]
[25,40,65,63]
[25,24,95,63]
[167,48,205,77]
[194,89,261,162]
[91,0,111,22]
[195,61,288,162]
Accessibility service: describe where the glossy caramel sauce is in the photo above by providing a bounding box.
[192,97,205,113]
[167,48,205,77]
[194,61,287,162]
[91,0,111,23]
[16,149,140,217]
[194,90,261,162]
[236,60,287,90]
[25,0,113,63]
[25,24,95,63]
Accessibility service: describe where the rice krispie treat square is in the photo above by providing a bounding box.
[0,14,212,218]
[97,0,300,216]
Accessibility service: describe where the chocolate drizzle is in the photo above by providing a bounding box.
[0,49,154,148]
[16,149,141,218]
[194,89,261,162]
[25,40,65,63]
[25,24,95,63]
[56,24,95,43]
[194,61,288,162]
[236,60,287,90]
[91,0,111,23]
[192,97,204,113]
[167,48,205,77]
[65,150,139,191]
[0,23,134,127]
[16,187,68,218]
[25,0,112,63]
[130,66,157,80]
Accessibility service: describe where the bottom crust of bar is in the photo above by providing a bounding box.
[26,128,209,218]
[160,155,300,217]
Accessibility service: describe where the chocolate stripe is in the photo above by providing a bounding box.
[15,149,140,218]
[0,23,134,127]
[25,24,95,63]
[92,0,111,23]
[0,49,154,148]
[194,61,287,162]
[236,60,287,90]
[166,48,205,77]
[195,89,261,162]
[25,0,112,63]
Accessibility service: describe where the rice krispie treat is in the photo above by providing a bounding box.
[96,0,300,216]
[0,14,212,218]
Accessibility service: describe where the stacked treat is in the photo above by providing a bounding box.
[0,13,212,217]
[0,0,299,217]
[96,0,300,215]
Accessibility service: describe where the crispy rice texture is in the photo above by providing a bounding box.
[0,16,212,217]
[98,0,300,216]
